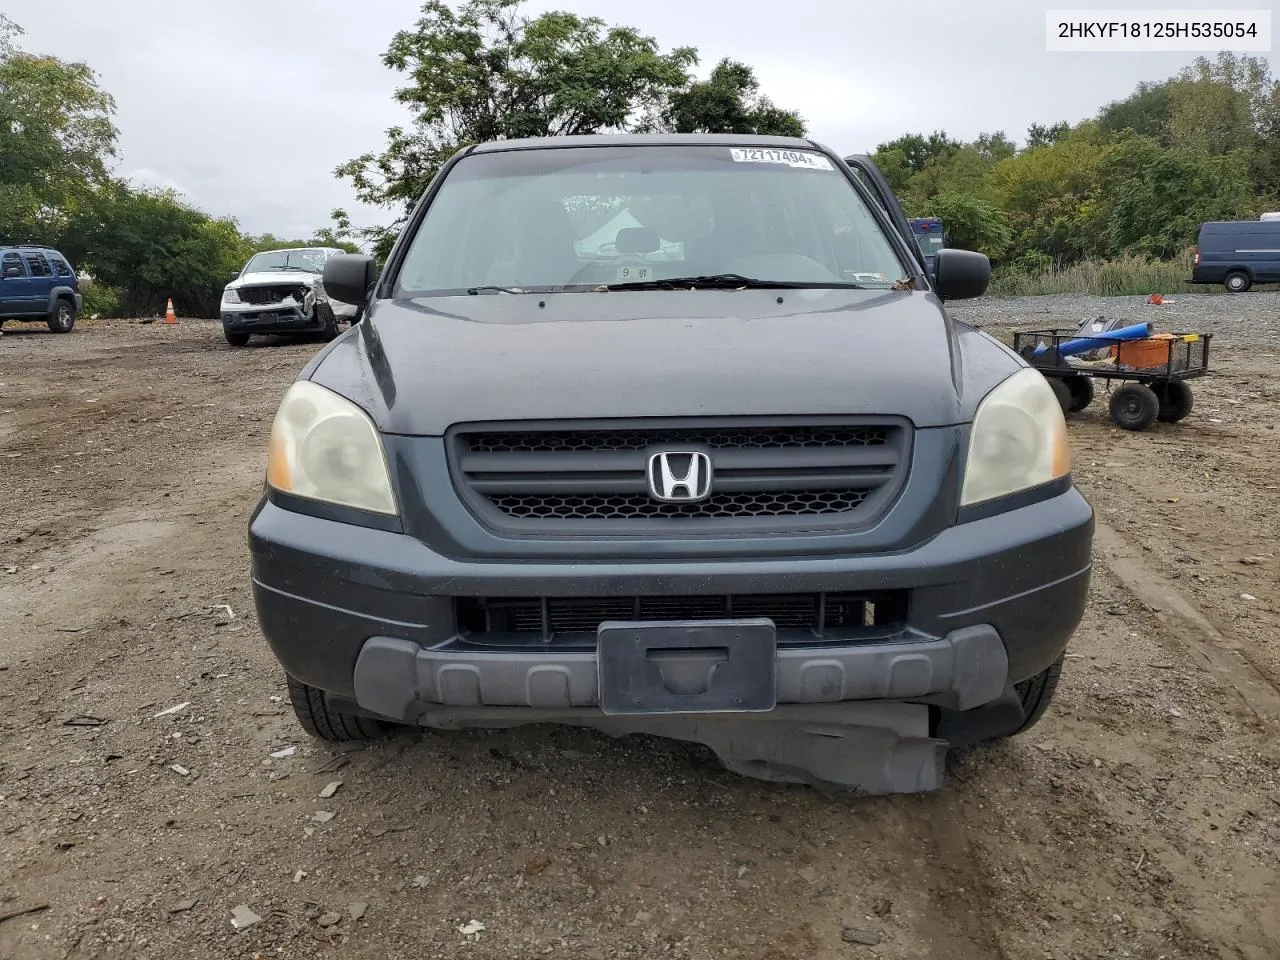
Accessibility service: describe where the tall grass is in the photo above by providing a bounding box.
[989,250,1207,298]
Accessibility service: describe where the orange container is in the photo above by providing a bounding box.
[1110,333,1177,370]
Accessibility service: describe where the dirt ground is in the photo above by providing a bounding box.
[1,310,1277,960]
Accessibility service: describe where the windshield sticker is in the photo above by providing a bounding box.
[849,272,889,284]
[616,264,653,282]
[729,148,834,171]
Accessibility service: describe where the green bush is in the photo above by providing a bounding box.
[79,279,122,317]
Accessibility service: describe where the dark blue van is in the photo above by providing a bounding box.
[1190,220,1280,292]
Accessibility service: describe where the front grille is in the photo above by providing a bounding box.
[238,284,306,305]
[449,418,909,530]
[468,426,888,453]
[456,591,908,644]
[490,490,867,520]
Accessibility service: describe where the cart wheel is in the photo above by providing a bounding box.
[1048,378,1072,414]
[1153,379,1194,423]
[1109,383,1160,431]
[1063,375,1094,412]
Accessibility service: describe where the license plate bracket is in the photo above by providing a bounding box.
[597,618,777,716]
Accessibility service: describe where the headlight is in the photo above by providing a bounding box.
[960,368,1071,507]
[265,381,397,515]
[223,287,241,304]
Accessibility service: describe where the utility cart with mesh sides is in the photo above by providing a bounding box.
[1012,326,1212,432]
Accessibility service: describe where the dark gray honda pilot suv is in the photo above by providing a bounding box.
[248,134,1093,795]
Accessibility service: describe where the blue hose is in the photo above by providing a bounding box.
[1031,321,1153,358]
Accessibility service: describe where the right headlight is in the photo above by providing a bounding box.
[265,380,397,516]
[223,287,241,304]
[960,368,1071,507]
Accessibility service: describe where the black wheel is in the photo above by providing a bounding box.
[224,328,250,347]
[316,302,340,341]
[1005,655,1065,737]
[1109,383,1159,431]
[47,299,76,333]
[1063,375,1094,412]
[1153,379,1193,423]
[286,674,394,742]
[1047,377,1072,414]
[1224,271,1251,293]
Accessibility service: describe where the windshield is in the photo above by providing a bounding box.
[243,249,328,274]
[394,145,908,296]
[915,232,945,255]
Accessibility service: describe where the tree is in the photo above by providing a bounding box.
[0,41,118,243]
[659,58,804,137]
[1098,81,1173,141]
[336,0,696,231]
[1025,122,1069,149]
[874,131,961,173]
[1105,148,1254,257]
[973,132,1017,164]
[0,13,21,59]
[925,193,1013,259]
[64,182,253,317]
[246,232,359,255]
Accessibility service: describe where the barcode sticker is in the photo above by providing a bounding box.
[729,148,834,170]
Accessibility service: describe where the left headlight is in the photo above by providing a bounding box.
[960,368,1071,507]
[265,380,397,515]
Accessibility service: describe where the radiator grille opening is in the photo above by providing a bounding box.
[455,592,909,644]
[488,490,868,520]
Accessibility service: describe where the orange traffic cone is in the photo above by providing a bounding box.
[163,298,177,324]
[1147,293,1164,305]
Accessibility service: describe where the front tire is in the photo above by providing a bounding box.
[1109,383,1159,431]
[1063,375,1094,412]
[1004,655,1064,737]
[286,674,393,742]
[1153,379,1193,423]
[224,328,250,346]
[316,302,340,342]
[1048,377,1072,414]
[48,299,76,333]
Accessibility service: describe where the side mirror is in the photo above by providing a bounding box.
[931,249,990,301]
[323,254,377,307]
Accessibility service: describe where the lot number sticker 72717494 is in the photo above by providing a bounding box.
[729,148,834,170]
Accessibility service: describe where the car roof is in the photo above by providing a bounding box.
[1200,220,1280,231]
[467,132,827,154]
[251,246,337,252]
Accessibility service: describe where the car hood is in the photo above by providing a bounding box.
[307,288,969,433]
[231,270,321,288]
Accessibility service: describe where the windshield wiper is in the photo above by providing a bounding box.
[467,284,531,295]
[596,273,866,291]
[267,264,316,272]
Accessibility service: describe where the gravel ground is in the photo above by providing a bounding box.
[1,296,1278,960]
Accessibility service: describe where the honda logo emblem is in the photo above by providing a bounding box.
[646,451,713,503]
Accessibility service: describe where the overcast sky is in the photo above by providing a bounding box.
[6,0,1276,241]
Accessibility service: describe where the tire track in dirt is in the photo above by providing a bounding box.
[1093,521,1280,737]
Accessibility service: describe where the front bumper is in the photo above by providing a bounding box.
[250,485,1094,721]
[221,297,355,332]
[222,303,323,333]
